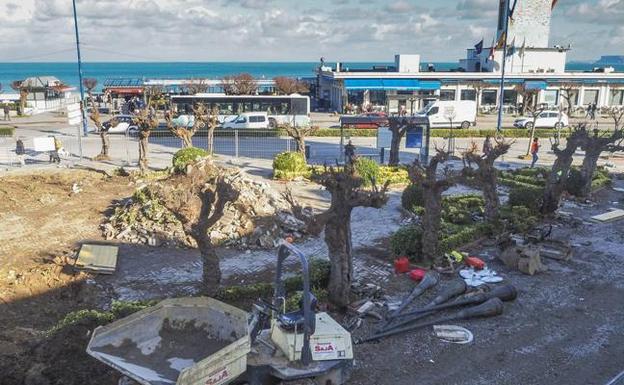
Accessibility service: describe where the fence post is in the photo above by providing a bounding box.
[235,130,239,158]
[125,131,130,166]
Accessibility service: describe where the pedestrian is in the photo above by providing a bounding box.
[344,140,356,165]
[15,138,25,166]
[3,104,10,121]
[591,103,597,120]
[530,137,540,168]
[482,135,493,157]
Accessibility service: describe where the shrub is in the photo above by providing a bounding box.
[500,206,539,233]
[172,147,209,172]
[390,225,423,260]
[354,157,380,186]
[401,183,425,211]
[273,151,309,180]
[508,184,544,213]
[0,127,15,136]
[378,165,409,185]
[442,195,484,225]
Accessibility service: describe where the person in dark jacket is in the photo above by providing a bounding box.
[15,138,25,166]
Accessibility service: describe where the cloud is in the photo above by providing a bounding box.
[0,0,617,62]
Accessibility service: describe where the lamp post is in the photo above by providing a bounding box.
[496,0,511,135]
[444,107,456,156]
[72,0,88,137]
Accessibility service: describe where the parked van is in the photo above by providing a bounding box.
[416,100,477,129]
[222,112,270,129]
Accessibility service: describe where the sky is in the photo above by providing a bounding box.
[0,0,622,62]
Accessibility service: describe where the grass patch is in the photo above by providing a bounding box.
[0,127,15,136]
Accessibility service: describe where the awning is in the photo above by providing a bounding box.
[483,79,524,85]
[344,78,441,91]
[105,87,144,95]
[524,80,548,90]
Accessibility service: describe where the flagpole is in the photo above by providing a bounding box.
[72,0,88,137]
[496,0,511,134]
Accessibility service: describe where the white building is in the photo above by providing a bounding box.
[316,0,624,114]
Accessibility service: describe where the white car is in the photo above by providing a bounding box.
[89,115,138,134]
[513,111,569,129]
[222,112,270,129]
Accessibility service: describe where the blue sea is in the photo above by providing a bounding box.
[0,61,621,92]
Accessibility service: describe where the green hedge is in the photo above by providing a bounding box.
[0,127,15,136]
[297,128,564,138]
[172,147,209,172]
[273,151,309,180]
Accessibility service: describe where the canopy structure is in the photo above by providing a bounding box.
[523,80,548,90]
[343,78,441,91]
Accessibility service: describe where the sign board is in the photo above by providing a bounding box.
[33,137,55,152]
[405,127,423,148]
[67,103,83,126]
[376,126,393,149]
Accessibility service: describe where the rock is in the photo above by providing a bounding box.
[499,244,547,275]
[24,363,50,385]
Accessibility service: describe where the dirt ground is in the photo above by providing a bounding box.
[0,167,623,385]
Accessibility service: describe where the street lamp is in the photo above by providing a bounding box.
[444,106,457,156]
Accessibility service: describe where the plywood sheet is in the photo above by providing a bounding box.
[591,209,624,223]
[75,244,118,274]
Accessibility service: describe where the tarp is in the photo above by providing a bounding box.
[344,78,441,91]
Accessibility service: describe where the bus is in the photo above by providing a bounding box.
[169,94,311,128]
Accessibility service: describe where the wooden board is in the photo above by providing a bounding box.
[75,244,119,274]
[591,209,624,223]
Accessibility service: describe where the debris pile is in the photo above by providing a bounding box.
[101,170,309,249]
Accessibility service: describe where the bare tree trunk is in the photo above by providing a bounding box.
[325,208,352,307]
[207,126,216,154]
[139,133,149,173]
[542,139,580,214]
[296,136,306,161]
[422,191,443,264]
[195,236,221,295]
[100,131,110,157]
[389,133,401,166]
[181,131,192,148]
[579,150,600,198]
[482,167,499,222]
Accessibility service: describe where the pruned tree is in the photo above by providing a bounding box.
[288,164,389,307]
[83,78,110,160]
[387,117,409,166]
[181,79,210,95]
[465,80,487,116]
[150,159,238,295]
[10,80,28,115]
[283,124,318,162]
[408,149,457,265]
[132,107,159,173]
[165,102,209,148]
[220,73,258,95]
[463,137,512,222]
[205,105,219,154]
[273,76,309,95]
[515,84,544,157]
[541,126,586,214]
[576,111,624,197]
[559,82,579,115]
[144,85,166,111]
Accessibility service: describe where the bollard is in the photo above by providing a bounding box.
[235,130,239,158]
[305,145,311,160]
[380,147,385,164]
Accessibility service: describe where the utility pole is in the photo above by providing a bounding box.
[496,0,511,134]
[72,0,89,137]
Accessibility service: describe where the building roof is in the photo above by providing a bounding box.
[20,76,65,89]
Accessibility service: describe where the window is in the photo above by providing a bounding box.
[427,107,439,116]
[481,90,497,105]
[503,90,517,105]
[542,90,558,105]
[257,116,266,122]
[583,89,599,105]
[236,117,247,123]
[439,89,456,101]
[461,89,476,100]
[610,89,624,105]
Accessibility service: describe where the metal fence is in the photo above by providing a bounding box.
[0,128,421,171]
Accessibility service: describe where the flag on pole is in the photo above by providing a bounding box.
[552,0,559,9]
[519,38,526,57]
[495,31,507,49]
[474,39,484,55]
[509,0,519,21]
[507,37,516,56]
[486,37,496,62]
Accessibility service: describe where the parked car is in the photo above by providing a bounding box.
[340,112,389,129]
[513,111,569,129]
[92,115,138,134]
[415,100,477,129]
[222,112,270,129]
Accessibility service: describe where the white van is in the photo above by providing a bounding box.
[222,112,270,129]
[417,100,477,129]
